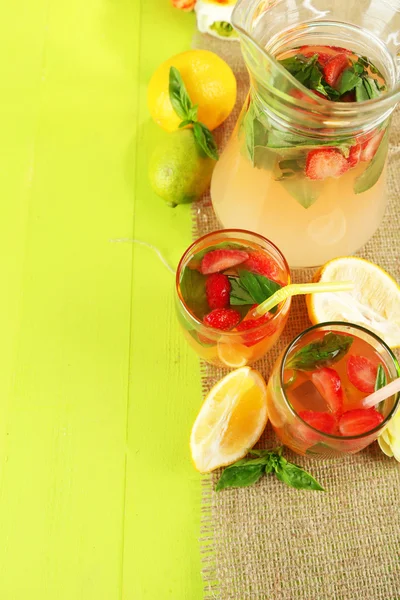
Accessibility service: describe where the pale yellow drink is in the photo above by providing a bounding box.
[211,132,388,268]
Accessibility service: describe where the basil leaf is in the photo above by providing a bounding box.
[236,270,282,311]
[354,129,388,194]
[193,122,219,161]
[215,464,265,491]
[228,276,254,305]
[274,459,325,491]
[178,119,193,129]
[355,81,370,102]
[338,68,362,95]
[286,332,353,371]
[364,76,380,99]
[169,66,193,121]
[179,268,209,319]
[375,364,387,391]
[279,174,323,209]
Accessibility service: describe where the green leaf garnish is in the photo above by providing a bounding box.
[338,68,363,95]
[169,66,194,121]
[229,270,282,312]
[193,122,219,161]
[179,268,209,320]
[286,332,353,371]
[354,129,388,194]
[168,67,218,160]
[375,364,387,391]
[216,448,324,492]
[274,458,325,491]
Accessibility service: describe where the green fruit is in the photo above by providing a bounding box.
[148,129,216,207]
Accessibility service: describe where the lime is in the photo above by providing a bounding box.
[148,129,216,207]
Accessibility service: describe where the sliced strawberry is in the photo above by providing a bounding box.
[241,251,280,280]
[341,91,356,102]
[205,273,231,310]
[236,309,275,347]
[347,355,378,393]
[347,143,361,167]
[299,410,337,434]
[197,332,214,346]
[305,148,350,180]
[312,90,327,99]
[323,53,349,87]
[311,367,344,414]
[327,45,353,55]
[200,249,249,275]
[298,47,332,67]
[338,408,384,436]
[360,129,385,162]
[203,308,241,331]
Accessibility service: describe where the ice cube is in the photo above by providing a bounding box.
[291,380,328,412]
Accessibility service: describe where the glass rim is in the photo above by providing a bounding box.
[279,321,400,440]
[175,228,291,335]
[232,5,400,119]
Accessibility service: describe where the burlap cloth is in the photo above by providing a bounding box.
[192,33,400,599]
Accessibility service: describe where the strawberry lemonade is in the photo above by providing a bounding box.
[175,230,291,368]
[267,323,400,457]
[211,45,390,267]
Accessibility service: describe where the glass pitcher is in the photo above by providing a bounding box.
[210,0,400,267]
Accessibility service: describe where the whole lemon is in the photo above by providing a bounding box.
[147,50,237,132]
[148,129,216,207]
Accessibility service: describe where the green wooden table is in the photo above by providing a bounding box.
[1,1,203,598]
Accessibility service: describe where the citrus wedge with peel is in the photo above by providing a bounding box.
[190,367,268,472]
[307,256,400,348]
[217,339,253,368]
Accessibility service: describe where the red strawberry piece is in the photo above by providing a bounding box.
[298,47,332,67]
[200,249,249,275]
[241,252,280,280]
[347,355,378,393]
[205,273,231,310]
[236,310,275,347]
[299,410,337,434]
[327,45,353,55]
[203,308,241,331]
[338,408,384,436]
[323,53,349,87]
[347,143,361,167]
[360,129,385,162]
[305,148,350,180]
[340,91,356,102]
[312,90,327,100]
[311,367,344,415]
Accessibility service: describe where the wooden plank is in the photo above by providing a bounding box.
[123,2,204,599]
[0,0,137,597]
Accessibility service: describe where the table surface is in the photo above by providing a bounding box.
[1,1,204,598]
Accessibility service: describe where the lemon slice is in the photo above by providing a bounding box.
[217,340,253,368]
[307,256,400,348]
[190,367,268,472]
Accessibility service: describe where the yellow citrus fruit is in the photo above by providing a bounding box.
[190,367,268,472]
[217,339,253,368]
[147,50,237,132]
[307,256,400,348]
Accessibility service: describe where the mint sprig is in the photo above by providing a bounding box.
[216,447,324,492]
[286,332,353,371]
[278,53,384,102]
[228,270,282,313]
[168,66,219,161]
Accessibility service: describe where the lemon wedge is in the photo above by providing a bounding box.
[307,256,400,348]
[217,339,253,368]
[190,367,268,472]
